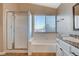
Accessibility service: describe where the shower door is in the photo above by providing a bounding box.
[7,12,15,49]
[14,12,28,49]
[7,11,28,50]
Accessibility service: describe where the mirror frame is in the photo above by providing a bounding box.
[73,3,79,30]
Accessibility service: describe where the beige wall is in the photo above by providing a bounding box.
[3,3,56,15]
[3,3,18,11]
[0,3,3,51]
[57,3,79,35]
[17,3,56,15]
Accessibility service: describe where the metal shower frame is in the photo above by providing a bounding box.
[6,11,29,50]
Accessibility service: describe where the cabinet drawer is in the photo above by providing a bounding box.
[59,40,70,52]
[56,43,63,56]
[71,46,79,56]
[56,43,71,56]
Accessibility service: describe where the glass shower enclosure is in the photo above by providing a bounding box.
[6,11,33,52]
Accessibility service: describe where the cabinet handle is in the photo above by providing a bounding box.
[60,48,62,51]
[71,52,78,56]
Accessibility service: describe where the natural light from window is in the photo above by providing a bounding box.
[34,15,56,32]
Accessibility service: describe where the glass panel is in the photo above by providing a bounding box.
[34,16,45,32]
[14,12,28,49]
[7,12,14,49]
[28,11,32,41]
[46,16,56,32]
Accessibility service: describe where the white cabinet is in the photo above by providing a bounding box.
[56,38,72,56]
[59,40,70,52]
[56,43,71,56]
[56,38,79,56]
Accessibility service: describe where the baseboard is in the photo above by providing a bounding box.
[7,48,28,50]
[6,53,28,56]
[0,52,6,56]
[31,52,56,56]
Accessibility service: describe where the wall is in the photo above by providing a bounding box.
[57,3,79,35]
[0,3,3,51]
[17,3,56,15]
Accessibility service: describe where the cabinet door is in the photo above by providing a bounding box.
[56,44,63,56]
[62,50,70,56]
[71,45,79,56]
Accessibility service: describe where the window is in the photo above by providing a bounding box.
[34,16,45,32]
[46,16,56,32]
[34,15,56,32]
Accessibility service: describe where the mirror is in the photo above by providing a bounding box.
[73,3,79,30]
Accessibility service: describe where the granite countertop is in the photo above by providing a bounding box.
[61,37,79,49]
[57,33,79,49]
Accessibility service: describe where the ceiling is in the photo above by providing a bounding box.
[33,3,61,8]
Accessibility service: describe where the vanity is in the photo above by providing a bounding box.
[56,36,79,56]
[56,3,79,56]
